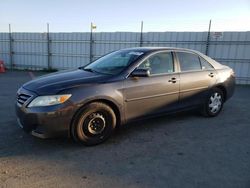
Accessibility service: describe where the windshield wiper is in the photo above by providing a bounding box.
[81,68,94,72]
[82,68,104,74]
[80,67,114,75]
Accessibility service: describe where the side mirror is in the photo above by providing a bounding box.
[131,68,150,77]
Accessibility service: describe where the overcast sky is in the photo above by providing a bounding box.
[0,0,249,32]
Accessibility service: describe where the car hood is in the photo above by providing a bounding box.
[23,69,111,95]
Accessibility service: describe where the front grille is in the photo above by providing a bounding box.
[17,93,31,105]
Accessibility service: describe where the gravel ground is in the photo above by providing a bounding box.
[0,71,250,188]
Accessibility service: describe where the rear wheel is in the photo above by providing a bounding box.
[71,102,116,146]
[202,88,224,117]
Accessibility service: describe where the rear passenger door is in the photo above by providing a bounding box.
[176,51,217,108]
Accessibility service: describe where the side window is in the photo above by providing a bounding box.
[199,57,214,70]
[138,52,174,75]
[177,52,201,71]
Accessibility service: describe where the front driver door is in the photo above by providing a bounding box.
[123,51,180,122]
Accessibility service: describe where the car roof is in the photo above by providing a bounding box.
[122,47,199,53]
[122,47,224,69]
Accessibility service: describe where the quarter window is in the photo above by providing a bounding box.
[138,52,174,75]
[177,52,201,71]
[200,57,214,70]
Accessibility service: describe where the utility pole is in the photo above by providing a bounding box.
[89,22,96,63]
[205,20,212,55]
[140,21,144,47]
[9,24,13,70]
[47,23,51,70]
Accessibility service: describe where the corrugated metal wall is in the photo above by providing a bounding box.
[0,31,249,84]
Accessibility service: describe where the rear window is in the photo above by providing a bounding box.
[177,52,201,71]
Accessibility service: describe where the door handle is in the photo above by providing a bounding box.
[168,77,179,83]
[208,72,214,77]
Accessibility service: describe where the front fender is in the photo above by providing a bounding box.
[60,81,125,124]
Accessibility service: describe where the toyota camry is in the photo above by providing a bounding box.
[16,47,235,145]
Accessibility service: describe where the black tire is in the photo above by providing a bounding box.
[202,88,224,117]
[71,102,116,146]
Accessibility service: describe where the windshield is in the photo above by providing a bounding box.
[83,50,144,75]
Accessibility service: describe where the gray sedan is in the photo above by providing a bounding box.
[16,47,235,145]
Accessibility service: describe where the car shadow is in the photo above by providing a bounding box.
[0,110,198,159]
[109,110,198,143]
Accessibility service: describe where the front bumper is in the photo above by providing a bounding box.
[15,87,75,138]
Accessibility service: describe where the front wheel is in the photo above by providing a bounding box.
[202,88,224,117]
[71,102,116,146]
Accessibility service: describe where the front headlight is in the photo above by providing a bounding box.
[28,94,72,107]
